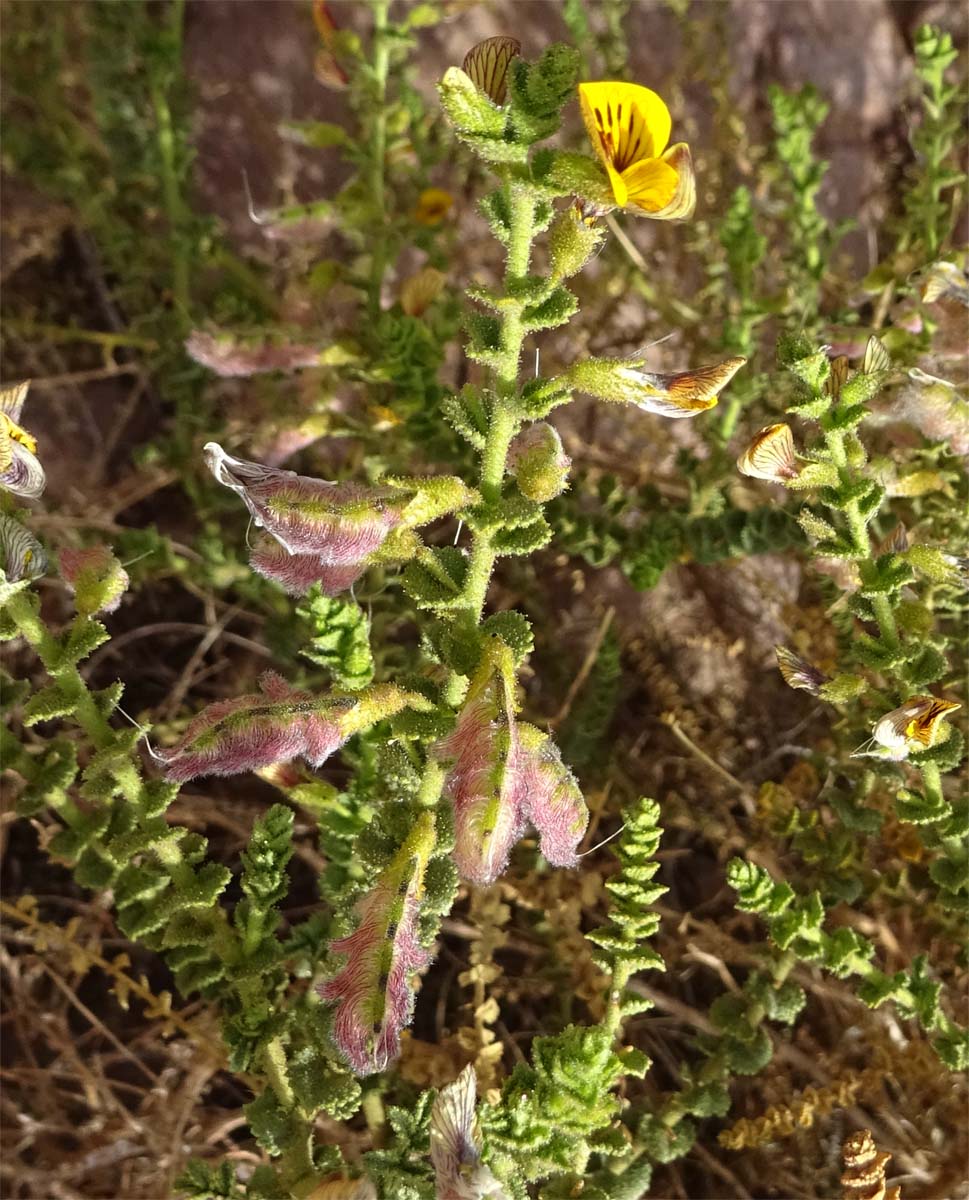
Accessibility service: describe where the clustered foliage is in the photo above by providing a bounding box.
[1,4,967,1199]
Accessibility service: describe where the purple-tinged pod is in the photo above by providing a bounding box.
[320,814,435,1075]
[204,442,406,562]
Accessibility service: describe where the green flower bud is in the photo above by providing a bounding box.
[437,67,506,137]
[818,673,867,703]
[507,422,571,501]
[548,208,605,282]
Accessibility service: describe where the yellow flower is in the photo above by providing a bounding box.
[413,187,454,226]
[400,266,445,316]
[578,81,695,220]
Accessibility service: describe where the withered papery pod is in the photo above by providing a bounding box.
[462,36,521,106]
[400,265,446,317]
[431,1064,509,1200]
[567,354,746,418]
[775,646,828,696]
[433,644,588,885]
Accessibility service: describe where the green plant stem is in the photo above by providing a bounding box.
[412,183,536,812]
[604,961,630,1039]
[2,320,159,351]
[919,760,945,808]
[367,0,391,317]
[265,1033,316,1194]
[150,0,189,322]
[824,427,870,556]
[871,593,900,650]
[464,184,535,618]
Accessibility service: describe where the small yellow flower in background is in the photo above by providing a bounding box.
[462,35,521,105]
[400,266,445,317]
[413,187,454,226]
[578,81,695,220]
[737,423,802,483]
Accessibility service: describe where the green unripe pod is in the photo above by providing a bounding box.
[508,421,571,502]
[548,207,605,282]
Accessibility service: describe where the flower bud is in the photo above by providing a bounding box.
[507,421,571,502]
[548,207,605,282]
[59,545,129,616]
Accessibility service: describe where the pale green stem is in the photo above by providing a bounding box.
[870,593,899,650]
[824,427,870,557]
[410,183,536,804]
[604,961,630,1040]
[918,761,946,810]
[367,0,391,317]
[150,0,189,322]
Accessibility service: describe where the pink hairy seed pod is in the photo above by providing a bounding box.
[320,877,430,1075]
[434,693,527,885]
[433,648,589,884]
[320,813,436,1076]
[248,538,368,597]
[157,670,354,783]
[203,442,406,561]
[185,330,324,377]
[514,725,588,870]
